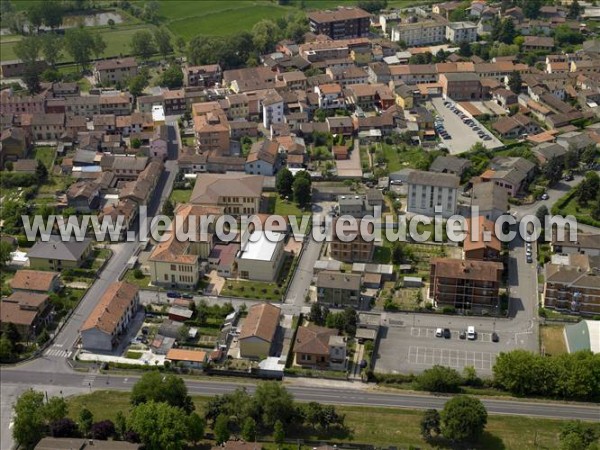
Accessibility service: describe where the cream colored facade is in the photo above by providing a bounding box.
[239,336,271,360]
[236,231,286,282]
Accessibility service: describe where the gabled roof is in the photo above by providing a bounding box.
[408,170,460,189]
[239,303,280,343]
[190,174,263,204]
[27,236,92,262]
[80,281,139,334]
[9,270,59,292]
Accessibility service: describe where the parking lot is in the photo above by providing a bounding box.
[374,313,535,376]
[429,97,504,155]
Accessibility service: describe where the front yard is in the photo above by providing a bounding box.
[263,193,310,217]
[220,279,284,301]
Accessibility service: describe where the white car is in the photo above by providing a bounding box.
[435,328,443,337]
[467,326,477,340]
[526,249,532,256]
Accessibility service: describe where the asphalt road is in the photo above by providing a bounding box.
[1,369,598,422]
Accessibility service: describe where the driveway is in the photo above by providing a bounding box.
[429,97,503,154]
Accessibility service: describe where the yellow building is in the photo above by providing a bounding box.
[239,303,280,360]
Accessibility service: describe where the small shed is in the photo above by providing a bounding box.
[403,276,423,288]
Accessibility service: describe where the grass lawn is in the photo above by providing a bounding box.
[33,146,56,170]
[381,144,434,172]
[169,188,192,205]
[65,390,598,449]
[264,193,310,217]
[220,279,284,301]
[540,325,567,356]
[125,351,143,359]
[122,268,153,289]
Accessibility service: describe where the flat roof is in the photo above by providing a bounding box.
[238,231,283,262]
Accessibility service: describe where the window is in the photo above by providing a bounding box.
[171,264,176,270]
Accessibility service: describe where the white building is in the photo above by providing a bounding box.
[314,84,345,110]
[407,170,460,218]
[391,21,446,46]
[445,21,478,43]
[80,282,139,352]
[236,231,286,282]
[262,90,284,129]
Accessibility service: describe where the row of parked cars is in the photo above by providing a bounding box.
[435,326,500,342]
[434,117,452,140]
[166,291,194,299]
[526,240,533,264]
[443,102,492,141]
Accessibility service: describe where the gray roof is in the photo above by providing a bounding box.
[471,182,508,212]
[408,170,460,189]
[28,235,92,261]
[317,270,361,290]
[533,142,568,160]
[429,156,471,175]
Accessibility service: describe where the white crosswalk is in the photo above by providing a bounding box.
[45,344,67,357]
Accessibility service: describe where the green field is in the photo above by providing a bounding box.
[64,389,598,449]
[33,146,56,170]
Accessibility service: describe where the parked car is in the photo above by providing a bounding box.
[443,328,451,339]
[540,193,549,200]
[166,291,181,298]
[435,328,444,337]
[467,326,477,340]
[359,359,368,369]
[527,255,533,263]
[492,332,499,343]
[181,293,194,299]
[459,330,466,340]
[141,327,149,335]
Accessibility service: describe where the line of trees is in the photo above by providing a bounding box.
[276,168,312,209]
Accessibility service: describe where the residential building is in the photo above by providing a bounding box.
[239,303,281,359]
[1,59,48,78]
[66,180,101,213]
[429,258,504,310]
[262,90,284,129]
[165,348,207,369]
[245,139,280,176]
[149,204,223,289]
[552,233,600,257]
[0,292,52,338]
[0,127,29,167]
[236,231,286,282]
[445,21,478,43]
[480,157,536,197]
[463,216,502,261]
[391,21,446,46]
[492,113,542,139]
[407,170,460,218]
[544,254,600,315]
[294,325,346,370]
[338,195,365,217]
[190,173,263,215]
[522,36,555,52]
[150,125,169,160]
[316,270,363,308]
[80,282,140,352]
[9,270,61,293]
[21,113,65,141]
[183,63,222,87]
[223,66,277,93]
[439,73,483,100]
[429,155,471,177]
[470,182,508,222]
[308,7,371,40]
[27,236,92,271]
[329,218,375,262]
[35,437,141,449]
[532,142,568,165]
[314,84,345,110]
[193,106,230,155]
[326,116,354,136]
[94,57,138,85]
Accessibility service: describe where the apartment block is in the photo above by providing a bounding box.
[308,7,371,40]
[317,270,363,308]
[407,170,459,218]
[329,218,375,262]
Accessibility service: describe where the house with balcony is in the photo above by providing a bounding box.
[293,325,347,370]
[316,270,364,309]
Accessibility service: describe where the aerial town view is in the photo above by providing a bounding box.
[0,0,599,449]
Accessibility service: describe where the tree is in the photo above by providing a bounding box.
[498,19,516,44]
[175,36,186,54]
[560,420,598,450]
[293,176,311,208]
[535,205,549,238]
[131,30,156,60]
[543,157,563,185]
[581,145,598,166]
[64,27,105,70]
[36,160,48,182]
[253,382,295,428]
[0,240,13,269]
[90,420,115,440]
[420,409,441,441]
[131,138,142,149]
[567,0,582,19]
[357,0,388,13]
[241,417,257,442]
[38,0,64,30]
[114,411,127,438]
[162,199,175,217]
[154,27,173,59]
[128,73,149,98]
[40,33,62,68]
[27,3,44,33]
[441,395,487,443]
[187,412,205,445]
[555,24,584,46]
[417,365,463,393]
[12,389,46,448]
[273,420,285,448]
[276,167,294,198]
[309,302,324,325]
[14,35,42,93]
[0,335,14,362]
[129,401,189,450]
[458,41,472,57]
[44,397,68,423]
[50,418,78,437]
[252,19,278,54]
[507,71,522,94]
[577,172,600,206]
[522,0,542,19]
[131,372,194,414]
[160,64,184,89]
[564,150,579,170]
[214,414,230,444]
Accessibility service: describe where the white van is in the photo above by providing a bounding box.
[467,326,477,340]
